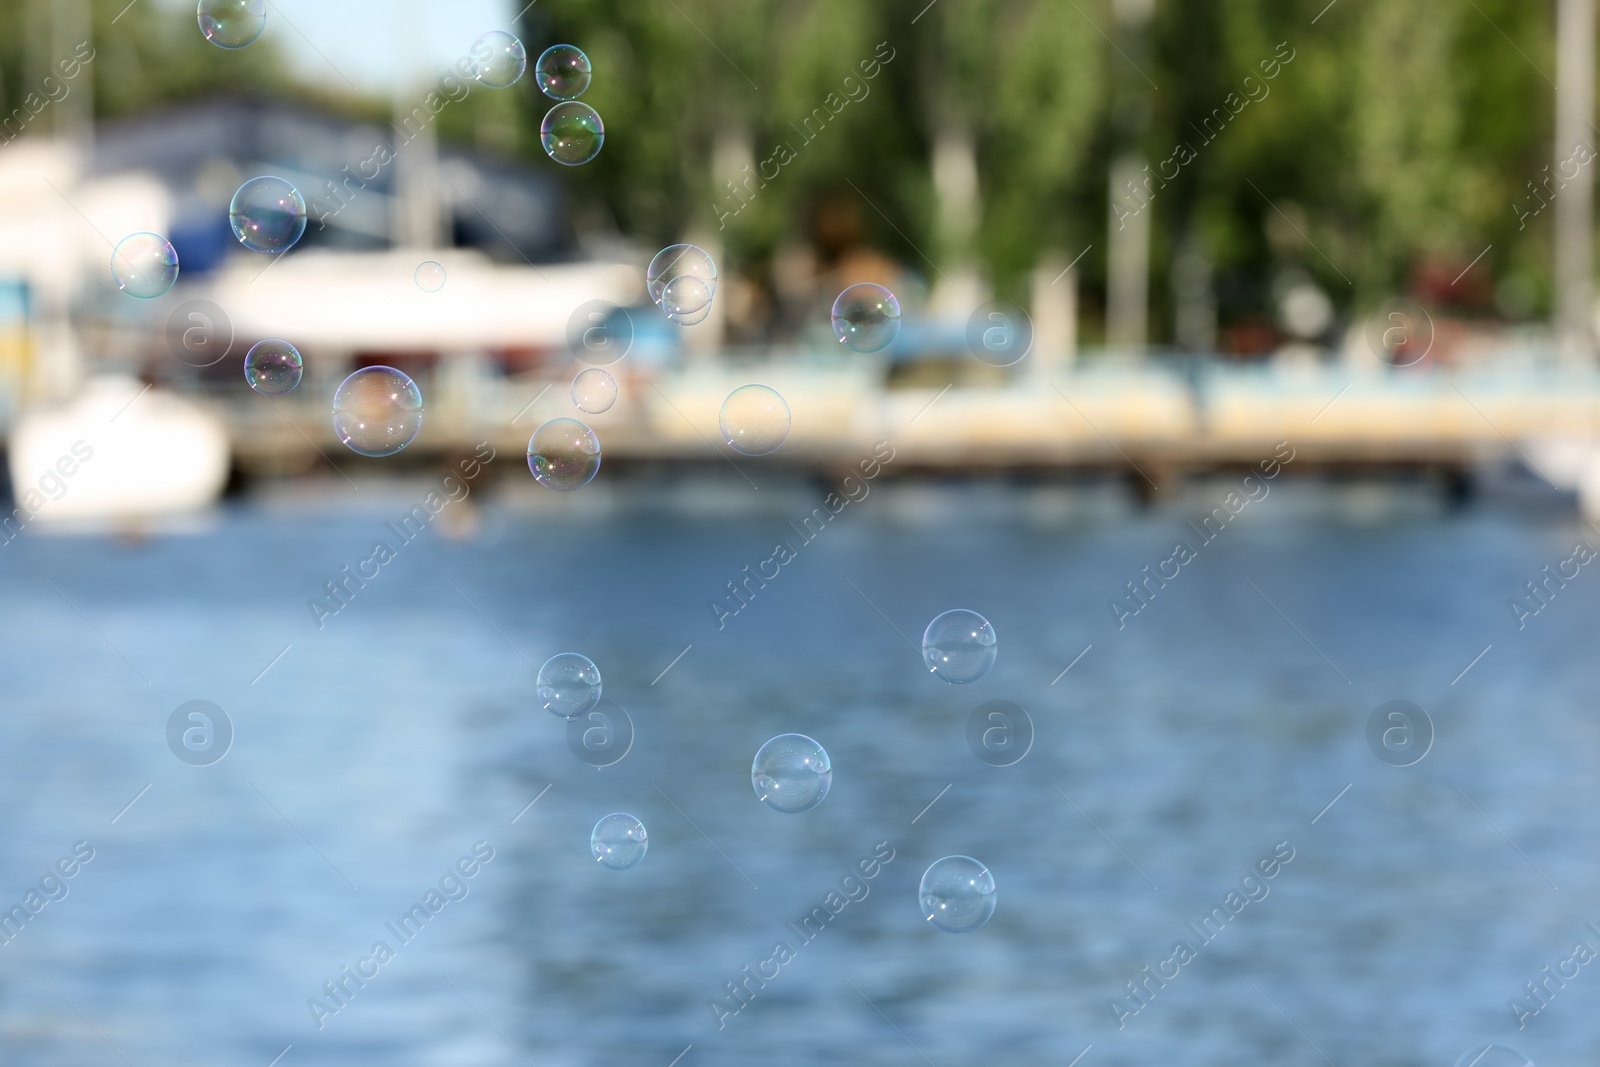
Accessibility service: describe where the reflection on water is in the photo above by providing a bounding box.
[0,477,1594,1067]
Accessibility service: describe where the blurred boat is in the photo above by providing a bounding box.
[8,376,228,525]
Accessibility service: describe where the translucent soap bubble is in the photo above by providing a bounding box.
[591,813,647,870]
[415,260,445,292]
[229,176,307,254]
[922,609,997,684]
[110,233,179,299]
[646,244,718,306]
[751,734,831,814]
[831,283,902,352]
[528,417,601,490]
[537,652,602,719]
[243,339,303,396]
[571,368,618,414]
[919,855,996,933]
[541,102,604,166]
[666,304,714,327]
[470,30,526,88]
[719,385,790,456]
[660,275,712,317]
[331,366,424,457]
[1453,1046,1533,1067]
[197,0,266,49]
[536,44,591,100]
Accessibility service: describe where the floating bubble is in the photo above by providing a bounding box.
[528,417,601,489]
[537,652,602,719]
[922,609,997,684]
[571,368,618,414]
[751,734,831,814]
[591,813,647,870]
[110,233,179,299]
[719,385,790,457]
[415,260,446,292]
[660,275,712,317]
[831,283,902,352]
[1452,1046,1533,1067]
[646,244,718,306]
[243,339,303,396]
[197,0,266,49]
[229,176,307,254]
[331,366,424,457]
[919,855,996,933]
[536,44,592,100]
[541,102,604,166]
[470,30,527,88]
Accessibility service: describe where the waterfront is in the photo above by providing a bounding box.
[0,476,1595,1066]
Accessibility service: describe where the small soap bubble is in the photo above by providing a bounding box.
[541,102,604,166]
[243,339,303,396]
[752,734,831,813]
[646,244,718,306]
[537,652,602,719]
[1453,1046,1534,1067]
[528,417,601,489]
[919,855,996,933]
[536,44,592,100]
[719,385,790,456]
[470,30,527,88]
[660,275,712,317]
[591,813,647,870]
[111,233,179,299]
[665,303,713,327]
[415,260,445,292]
[922,609,997,684]
[229,176,307,254]
[197,0,266,49]
[331,366,424,457]
[831,283,902,352]
[571,368,618,414]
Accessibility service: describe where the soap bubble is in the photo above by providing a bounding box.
[751,734,831,813]
[571,368,618,414]
[1452,1046,1533,1067]
[415,260,445,292]
[660,275,712,317]
[541,102,604,166]
[470,30,526,88]
[922,609,997,684]
[110,233,179,299]
[665,304,713,327]
[719,385,790,456]
[591,813,647,870]
[229,176,307,254]
[331,366,424,457]
[243,339,303,396]
[831,283,902,352]
[536,44,591,100]
[528,417,601,489]
[647,244,718,306]
[197,0,266,49]
[919,855,996,933]
[537,652,602,719]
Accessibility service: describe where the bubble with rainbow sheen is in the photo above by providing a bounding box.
[111,233,179,299]
[831,283,902,352]
[243,339,303,396]
[197,0,266,49]
[528,417,601,489]
[331,366,424,457]
[537,652,602,719]
[719,385,789,456]
[921,609,997,684]
[591,813,647,870]
[541,102,604,166]
[646,244,718,306]
[536,44,591,100]
[470,30,526,88]
[229,176,307,254]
